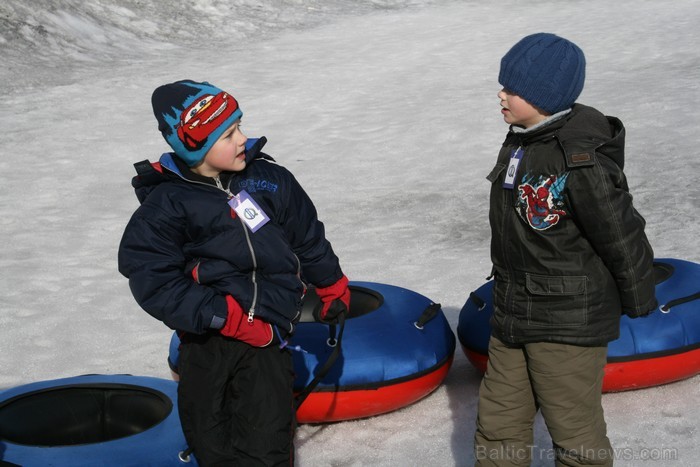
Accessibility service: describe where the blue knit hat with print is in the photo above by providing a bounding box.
[152,80,243,166]
[499,33,586,114]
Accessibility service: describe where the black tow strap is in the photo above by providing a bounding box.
[469,292,487,311]
[296,301,445,408]
[660,291,700,312]
[294,313,346,410]
[414,302,441,329]
[178,446,194,463]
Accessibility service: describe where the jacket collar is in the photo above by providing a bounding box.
[511,108,572,134]
[158,136,268,182]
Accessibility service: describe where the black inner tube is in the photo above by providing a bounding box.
[653,261,674,285]
[0,383,172,447]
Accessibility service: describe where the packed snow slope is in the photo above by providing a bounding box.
[1,0,698,465]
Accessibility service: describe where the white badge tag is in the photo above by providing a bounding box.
[503,147,524,189]
[228,190,270,233]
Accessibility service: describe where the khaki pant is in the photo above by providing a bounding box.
[474,336,612,467]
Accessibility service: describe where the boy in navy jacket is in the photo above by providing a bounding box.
[118,79,350,465]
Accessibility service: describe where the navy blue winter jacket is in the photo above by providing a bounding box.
[118,137,344,334]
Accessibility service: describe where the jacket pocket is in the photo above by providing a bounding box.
[525,274,588,327]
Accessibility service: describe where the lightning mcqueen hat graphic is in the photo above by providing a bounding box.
[178,92,239,150]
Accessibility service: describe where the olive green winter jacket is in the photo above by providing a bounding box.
[487,104,657,346]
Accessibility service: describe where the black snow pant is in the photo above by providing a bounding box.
[177,332,296,466]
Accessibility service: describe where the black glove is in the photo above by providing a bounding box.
[312,276,351,325]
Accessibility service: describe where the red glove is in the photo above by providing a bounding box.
[314,275,351,324]
[220,295,273,347]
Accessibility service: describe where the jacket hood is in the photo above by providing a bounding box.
[558,104,626,169]
[514,104,626,170]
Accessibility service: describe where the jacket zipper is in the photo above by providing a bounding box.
[213,175,233,197]
[290,254,303,329]
[216,176,259,323]
[162,166,261,324]
[502,145,521,341]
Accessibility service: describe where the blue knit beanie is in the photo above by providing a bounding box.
[152,80,243,167]
[499,33,586,114]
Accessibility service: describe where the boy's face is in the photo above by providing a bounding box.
[193,120,248,177]
[498,89,549,129]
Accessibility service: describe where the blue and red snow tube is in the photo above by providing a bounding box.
[0,374,195,466]
[170,281,456,423]
[457,258,700,392]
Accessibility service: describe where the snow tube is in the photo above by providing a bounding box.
[0,374,195,466]
[169,281,456,423]
[457,258,700,392]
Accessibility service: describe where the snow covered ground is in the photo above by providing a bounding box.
[1,0,699,465]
